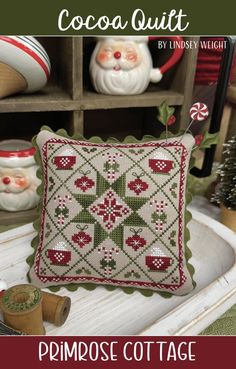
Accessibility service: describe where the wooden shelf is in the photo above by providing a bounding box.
[0,85,77,113]
[81,90,184,110]
[0,208,38,226]
[0,88,184,113]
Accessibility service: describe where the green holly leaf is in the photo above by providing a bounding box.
[100,259,108,269]
[159,213,167,222]
[124,272,132,278]
[55,207,62,216]
[199,132,219,149]
[111,163,120,172]
[157,102,175,126]
[62,207,69,218]
[103,162,110,172]
[108,259,116,270]
[151,212,159,223]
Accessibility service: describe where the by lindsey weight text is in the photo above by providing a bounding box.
[58,8,189,32]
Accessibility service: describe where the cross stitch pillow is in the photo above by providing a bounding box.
[28,128,195,297]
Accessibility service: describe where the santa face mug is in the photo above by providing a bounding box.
[0,140,40,212]
[89,36,184,95]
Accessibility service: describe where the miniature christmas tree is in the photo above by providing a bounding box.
[212,135,236,210]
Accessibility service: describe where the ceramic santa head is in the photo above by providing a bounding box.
[0,140,40,212]
[89,36,184,95]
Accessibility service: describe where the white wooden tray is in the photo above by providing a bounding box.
[0,207,236,336]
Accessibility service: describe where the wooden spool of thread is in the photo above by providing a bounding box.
[42,291,71,326]
[0,287,71,328]
[0,62,27,98]
[0,284,45,335]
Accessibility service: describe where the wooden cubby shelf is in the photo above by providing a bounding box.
[0,36,199,138]
[0,89,184,113]
[0,86,74,113]
[81,90,184,110]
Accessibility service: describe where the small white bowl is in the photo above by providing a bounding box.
[0,36,51,93]
[0,139,36,168]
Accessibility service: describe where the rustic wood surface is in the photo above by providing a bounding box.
[0,86,76,112]
[81,90,184,110]
[0,208,38,226]
[0,208,235,336]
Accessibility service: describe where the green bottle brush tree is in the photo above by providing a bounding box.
[212,135,236,231]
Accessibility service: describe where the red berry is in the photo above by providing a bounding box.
[195,134,204,146]
[167,115,176,126]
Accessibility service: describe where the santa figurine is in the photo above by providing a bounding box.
[0,140,40,212]
[89,36,184,95]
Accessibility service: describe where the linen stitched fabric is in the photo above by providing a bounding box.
[29,129,195,296]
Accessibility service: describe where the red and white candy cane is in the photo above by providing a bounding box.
[102,152,123,181]
[54,194,72,226]
[54,194,72,209]
[150,200,168,231]
[98,246,119,276]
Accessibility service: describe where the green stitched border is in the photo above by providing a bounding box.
[27,126,195,298]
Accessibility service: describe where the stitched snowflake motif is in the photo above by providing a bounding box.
[89,190,131,232]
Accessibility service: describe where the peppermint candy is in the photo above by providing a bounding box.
[190,102,209,121]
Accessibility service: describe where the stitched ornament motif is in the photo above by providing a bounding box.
[28,129,195,296]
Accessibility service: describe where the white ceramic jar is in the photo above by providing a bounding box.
[0,140,40,212]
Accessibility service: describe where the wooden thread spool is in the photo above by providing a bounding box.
[0,284,45,335]
[42,292,71,326]
[0,62,27,98]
